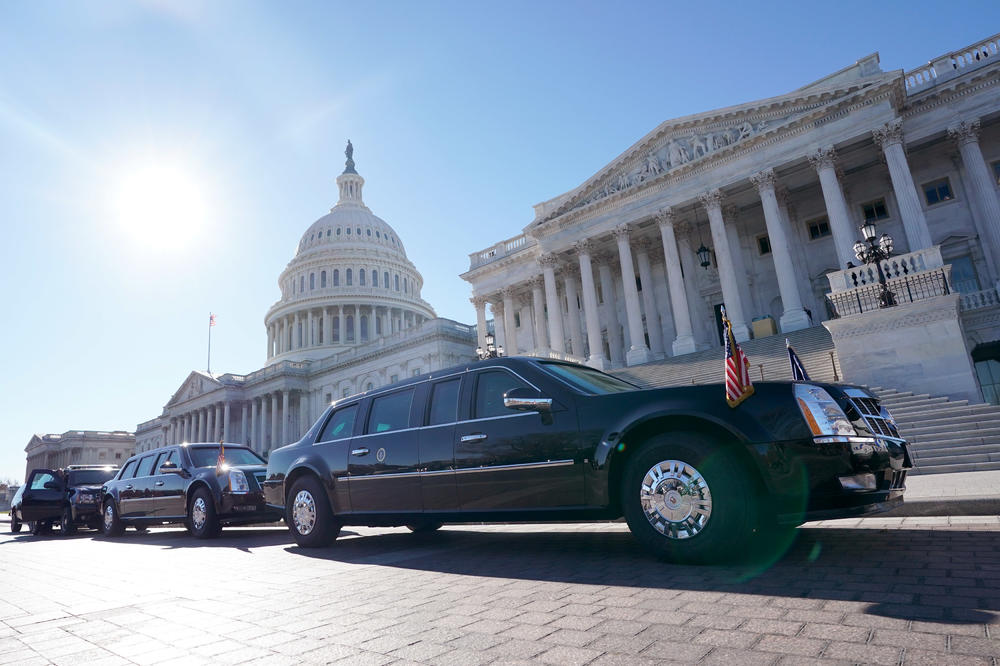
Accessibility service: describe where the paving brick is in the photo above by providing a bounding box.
[755,635,826,657]
[821,641,903,665]
[693,629,760,648]
[902,648,992,665]
[739,618,804,636]
[950,635,1000,657]
[699,647,777,665]
[535,644,605,665]
[542,629,596,647]
[798,622,869,642]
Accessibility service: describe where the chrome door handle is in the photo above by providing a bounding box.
[351,447,370,456]
[155,481,164,486]
[125,485,133,490]
[460,434,487,443]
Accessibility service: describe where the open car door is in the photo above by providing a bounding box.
[20,469,64,522]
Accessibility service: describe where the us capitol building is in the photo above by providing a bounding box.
[134,144,477,454]
[463,33,1000,406]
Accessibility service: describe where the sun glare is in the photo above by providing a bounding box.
[110,162,212,251]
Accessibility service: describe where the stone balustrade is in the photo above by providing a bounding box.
[904,33,1000,93]
[468,233,535,269]
[826,245,944,292]
[960,287,1000,312]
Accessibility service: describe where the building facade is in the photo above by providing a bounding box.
[24,430,135,478]
[462,34,1000,403]
[136,145,477,454]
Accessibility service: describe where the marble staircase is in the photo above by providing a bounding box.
[611,325,1000,475]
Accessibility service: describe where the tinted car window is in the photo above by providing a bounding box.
[318,405,358,442]
[156,450,176,473]
[66,469,117,486]
[428,378,461,426]
[29,472,58,490]
[539,362,637,395]
[189,447,265,468]
[118,460,137,479]
[367,389,414,434]
[475,370,531,419]
[135,455,156,478]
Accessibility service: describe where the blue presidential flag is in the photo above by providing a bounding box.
[786,339,810,381]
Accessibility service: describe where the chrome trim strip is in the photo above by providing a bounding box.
[453,459,575,474]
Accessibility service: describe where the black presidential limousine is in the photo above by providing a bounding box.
[263,357,910,562]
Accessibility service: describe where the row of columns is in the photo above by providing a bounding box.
[267,306,426,358]
[472,115,980,367]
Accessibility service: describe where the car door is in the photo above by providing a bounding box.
[150,449,187,518]
[120,454,156,517]
[418,375,463,511]
[454,367,584,510]
[20,469,64,522]
[348,387,422,513]
[313,402,360,514]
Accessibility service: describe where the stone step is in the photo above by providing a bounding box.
[911,452,1000,467]
[902,420,1000,438]
[909,460,1000,475]
[885,398,956,413]
[909,433,1000,449]
[892,408,1000,430]
[911,443,1000,459]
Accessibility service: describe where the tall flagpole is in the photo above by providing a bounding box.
[207,312,214,373]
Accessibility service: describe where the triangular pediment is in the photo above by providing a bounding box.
[531,70,902,226]
[167,371,222,407]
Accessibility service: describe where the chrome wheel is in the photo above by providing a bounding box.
[191,497,207,530]
[103,505,114,532]
[640,459,712,540]
[292,490,316,536]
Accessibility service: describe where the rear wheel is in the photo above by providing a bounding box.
[10,512,21,533]
[188,489,221,539]
[286,476,340,547]
[621,432,760,563]
[31,520,52,536]
[60,507,77,536]
[406,522,443,533]
[102,500,124,537]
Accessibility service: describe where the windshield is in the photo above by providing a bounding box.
[188,446,265,468]
[67,469,117,486]
[539,362,638,395]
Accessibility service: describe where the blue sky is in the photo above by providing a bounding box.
[1,1,997,481]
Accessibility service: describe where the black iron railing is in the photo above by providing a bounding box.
[826,268,951,318]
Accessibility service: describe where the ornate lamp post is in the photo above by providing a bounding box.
[853,221,896,308]
[476,331,503,360]
[696,243,712,269]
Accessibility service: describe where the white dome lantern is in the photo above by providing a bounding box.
[264,142,436,365]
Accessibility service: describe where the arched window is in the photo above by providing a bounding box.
[403,278,408,294]
[356,227,361,235]
[336,227,341,236]
[333,269,340,286]
[346,227,351,235]
[366,229,372,237]
[310,273,315,290]
[384,272,390,289]
[360,315,369,340]
[346,315,355,341]
[366,382,374,391]
[359,269,366,286]
[375,316,382,335]
[371,270,378,287]
[394,275,400,291]
[300,276,305,292]
[320,271,326,288]
[346,269,353,286]
[332,316,340,341]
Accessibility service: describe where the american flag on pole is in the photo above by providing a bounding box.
[209,313,216,327]
[723,307,754,408]
[786,338,811,381]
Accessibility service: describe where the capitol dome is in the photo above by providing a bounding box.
[264,142,436,365]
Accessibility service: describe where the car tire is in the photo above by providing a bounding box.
[188,488,222,539]
[286,475,340,548]
[32,520,53,536]
[102,500,125,537]
[621,432,760,564]
[405,522,443,533]
[10,513,21,533]
[60,507,77,536]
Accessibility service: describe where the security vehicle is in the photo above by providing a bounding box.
[12,465,118,535]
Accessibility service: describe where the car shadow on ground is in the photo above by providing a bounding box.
[285,525,1000,626]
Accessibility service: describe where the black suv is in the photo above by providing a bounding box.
[11,465,118,535]
[264,357,911,563]
[100,443,282,538]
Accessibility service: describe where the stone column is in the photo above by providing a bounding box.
[216,404,224,441]
[338,306,346,343]
[562,266,583,357]
[223,402,231,442]
[539,254,566,354]
[529,276,549,353]
[751,168,812,332]
[613,224,652,365]
[634,237,665,357]
[299,391,309,438]
[491,300,506,352]
[281,390,290,447]
[596,255,624,364]
[250,398,258,452]
[809,146,858,269]
[323,308,332,345]
[656,209,698,355]
[949,118,1000,285]
[239,403,246,447]
[701,189,750,341]
[353,305,361,343]
[873,119,933,251]
[502,287,518,354]
[472,295,488,351]
[306,310,313,347]
[192,411,200,442]
[267,325,274,359]
[270,393,279,453]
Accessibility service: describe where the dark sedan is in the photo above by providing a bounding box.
[11,465,118,535]
[100,443,282,538]
[263,357,910,562]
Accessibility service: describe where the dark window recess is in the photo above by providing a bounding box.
[135,455,156,478]
[950,255,980,294]
[474,370,531,419]
[992,160,1000,186]
[367,389,414,434]
[636,275,642,292]
[861,199,889,223]
[118,460,136,479]
[514,312,521,328]
[318,405,358,442]
[923,179,954,205]
[757,235,772,255]
[808,217,831,240]
[428,378,462,426]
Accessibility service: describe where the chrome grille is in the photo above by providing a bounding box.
[847,396,900,438]
[253,472,266,489]
[889,469,907,489]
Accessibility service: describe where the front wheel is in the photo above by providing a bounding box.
[102,500,124,537]
[10,513,21,533]
[286,476,340,547]
[60,507,77,536]
[621,432,760,563]
[31,520,52,536]
[188,489,221,539]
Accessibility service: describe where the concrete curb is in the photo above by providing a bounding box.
[881,496,1000,517]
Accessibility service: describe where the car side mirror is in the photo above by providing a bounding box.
[503,387,553,412]
[158,461,183,475]
[43,481,62,490]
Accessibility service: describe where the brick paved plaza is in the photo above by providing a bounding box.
[1,518,999,665]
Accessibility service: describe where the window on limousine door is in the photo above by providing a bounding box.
[428,378,461,426]
[474,370,530,419]
[367,389,414,433]
[317,405,358,443]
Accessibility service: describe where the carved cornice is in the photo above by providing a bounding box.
[573,239,596,256]
[947,118,981,147]
[501,286,517,299]
[699,189,724,211]
[537,253,560,269]
[808,145,837,172]
[490,299,504,314]
[527,275,545,290]
[750,168,776,193]
[872,118,904,149]
[612,223,633,241]
[655,207,676,228]
[470,296,488,309]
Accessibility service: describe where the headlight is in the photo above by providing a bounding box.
[228,470,249,494]
[794,384,856,438]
